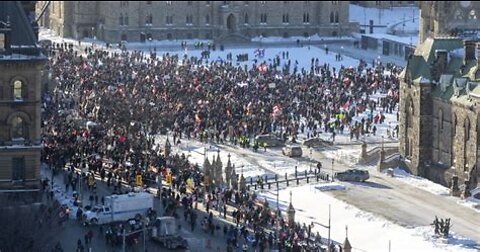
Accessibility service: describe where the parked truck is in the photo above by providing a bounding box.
[84,192,154,225]
[151,216,188,249]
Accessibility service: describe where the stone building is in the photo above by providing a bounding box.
[36,1,358,43]
[419,1,480,44]
[0,2,47,192]
[399,37,480,190]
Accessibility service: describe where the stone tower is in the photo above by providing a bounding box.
[225,153,232,188]
[230,165,238,190]
[210,155,217,185]
[238,173,246,192]
[399,60,434,177]
[0,2,47,193]
[286,191,296,226]
[419,2,480,43]
[203,156,212,187]
[214,150,223,186]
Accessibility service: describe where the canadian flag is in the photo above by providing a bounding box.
[272,104,281,117]
[342,101,350,110]
[257,63,267,73]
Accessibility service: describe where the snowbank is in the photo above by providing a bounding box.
[315,182,346,191]
[389,168,450,196]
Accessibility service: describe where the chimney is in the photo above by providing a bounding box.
[464,40,476,63]
[435,49,448,76]
[477,42,480,69]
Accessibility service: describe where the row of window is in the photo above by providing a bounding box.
[118,1,319,7]
[125,13,337,26]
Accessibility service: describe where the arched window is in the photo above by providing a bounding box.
[119,13,124,25]
[330,12,334,23]
[469,9,477,19]
[206,14,210,25]
[303,13,310,23]
[439,109,443,130]
[465,117,470,141]
[244,13,248,24]
[11,116,24,139]
[13,80,23,100]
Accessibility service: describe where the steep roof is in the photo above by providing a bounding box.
[407,37,480,106]
[0,1,42,56]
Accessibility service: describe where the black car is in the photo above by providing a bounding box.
[335,169,370,182]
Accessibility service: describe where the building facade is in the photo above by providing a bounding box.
[0,2,46,193]
[419,1,480,43]
[399,38,480,191]
[36,1,358,43]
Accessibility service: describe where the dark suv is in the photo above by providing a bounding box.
[335,169,370,182]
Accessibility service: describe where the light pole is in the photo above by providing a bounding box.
[340,46,344,61]
[313,204,331,251]
[331,158,334,182]
[309,148,313,173]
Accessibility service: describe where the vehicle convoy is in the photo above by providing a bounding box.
[151,216,188,249]
[84,192,154,225]
[335,169,370,182]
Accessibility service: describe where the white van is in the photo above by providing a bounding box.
[84,192,154,225]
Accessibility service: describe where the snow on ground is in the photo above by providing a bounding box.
[251,34,355,43]
[349,4,419,34]
[320,147,362,167]
[315,182,346,191]
[258,183,477,252]
[155,135,271,180]
[390,168,451,196]
[456,198,480,213]
[40,164,79,220]
[388,168,480,212]
[155,134,317,180]
[165,46,362,74]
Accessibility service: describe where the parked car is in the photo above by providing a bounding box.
[255,134,285,147]
[335,169,370,182]
[282,146,303,157]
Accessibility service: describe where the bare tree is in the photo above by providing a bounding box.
[0,194,64,252]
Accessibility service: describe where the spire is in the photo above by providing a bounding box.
[216,149,222,167]
[343,225,352,252]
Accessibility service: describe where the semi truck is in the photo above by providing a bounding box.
[84,192,154,225]
[151,216,188,249]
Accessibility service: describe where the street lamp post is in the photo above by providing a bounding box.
[331,158,334,182]
[309,148,313,172]
[313,204,331,251]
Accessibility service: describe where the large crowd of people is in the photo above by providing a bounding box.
[41,41,401,251]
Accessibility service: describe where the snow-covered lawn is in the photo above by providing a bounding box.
[259,183,477,252]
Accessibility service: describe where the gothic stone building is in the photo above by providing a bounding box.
[419,1,480,44]
[0,2,46,192]
[36,1,357,43]
[399,37,480,190]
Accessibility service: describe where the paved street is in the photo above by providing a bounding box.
[41,163,267,252]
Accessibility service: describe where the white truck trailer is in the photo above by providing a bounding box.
[84,192,154,225]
